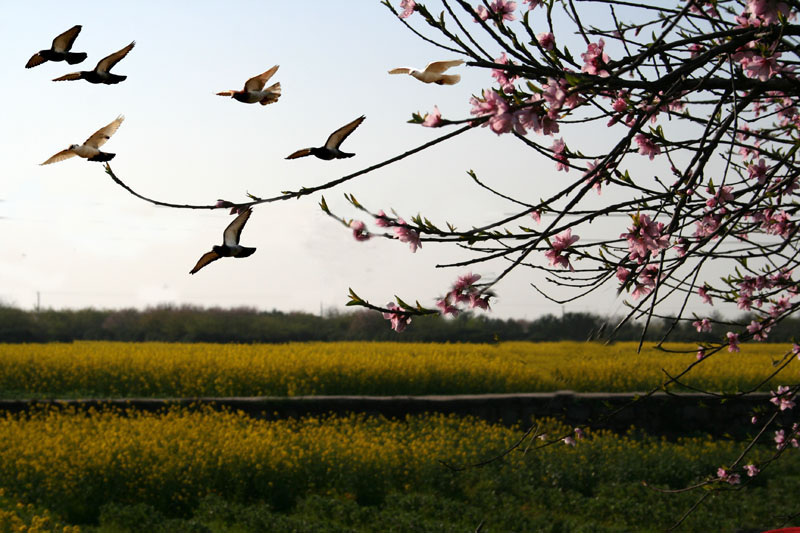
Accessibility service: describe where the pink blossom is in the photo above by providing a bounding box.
[523,0,542,9]
[422,106,443,127]
[398,0,416,18]
[490,0,517,21]
[747,319,772,341]
[474,5,490,21]
[696,347,706,360]
[746,0,791,25]
[774,428,798,449]
[574,427,585,439]
[635,134,661,160]
[470,90,513,135]
[436,296,459,317]
[455,272,481,291]
[693,318,712,332]
[793,343,800,358]
[581,39,610,77]
[743,53,782,81]
[492,53,518,94]
[705,185,734,210]
[744,464,760,477]
[382,302,412,332]
[621,213,670,264]
[393,218,422,252]
[469,293,491,310]
[551,138,569,172]
[616,266,631,284]
[563,436,576,446]
[747,159,769,184]
[375,210,391,227]
[631,283,652,300]
[726,331,740,353]
[716,467,740,484]
[537,32,555,50]
[698,285,714,306]
[531,210,541,223]
[545,229,579,271]
[771,385,796,411]
[350,220,370,241]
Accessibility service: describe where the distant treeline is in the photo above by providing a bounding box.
[0,305,797,344]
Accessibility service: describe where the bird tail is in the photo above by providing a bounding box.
[237,247,257,258]
[259,82,281,105]
[437,74,461,85]
[89,152,115,162]
[65,52,88,65]
[52,72,81,81]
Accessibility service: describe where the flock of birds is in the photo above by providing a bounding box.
[28,25,465,274]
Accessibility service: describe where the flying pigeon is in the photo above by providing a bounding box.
[216,65,282,105]
[52,41,135,84]
[190,208,257,274]
[388,59,464,85]
[286,116,365,160]
[41,115,124,165]
[26,25,87,69]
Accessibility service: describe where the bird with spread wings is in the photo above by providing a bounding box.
[41,116,125,165]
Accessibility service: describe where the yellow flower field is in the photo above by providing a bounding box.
[0,407,763,526]
[0,341,795,398]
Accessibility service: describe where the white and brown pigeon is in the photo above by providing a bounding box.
[41,116,124,165]
[216,65,282,105]
[388,59,464,85]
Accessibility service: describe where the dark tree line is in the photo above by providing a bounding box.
[0,304,796,344]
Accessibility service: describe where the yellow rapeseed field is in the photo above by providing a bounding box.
[0,408,757,524]
[0,341,795,398]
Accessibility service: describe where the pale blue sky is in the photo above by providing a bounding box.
[1,1,684,320]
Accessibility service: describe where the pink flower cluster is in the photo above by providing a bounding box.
[544,229,579,270]
[376,210,422,253]
[475,0,517,23]
[716,467,741,485]
[398,0,416,18]
[492,53,518,94]
[350,220,370,241]
[738,0,792,26]
[775,424,800,449]
[382,302,412,332]
[580,39,610,77]
[436,272,491,316]
[770,385,796,411]
[470,90,558,137]
[621,214,670,264]
[422,106,442,128]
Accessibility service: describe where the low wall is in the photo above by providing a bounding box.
[0,391,785,438]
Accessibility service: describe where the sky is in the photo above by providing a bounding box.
[1,1,683,321]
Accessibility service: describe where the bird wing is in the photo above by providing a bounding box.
[324,115,365,150]
[41,149,76,165]
[388,67,412,75]
[244,65,279,92]
[52,25,82,52]
[216,90,235,97]
[223,208,252,246]
[95,41,135,72]
[84,116,124,149]
[25,53,46,69]
[52,72,81,81]
[423,59,464,74]
[190,251,221,274]
[285,148,312,159]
